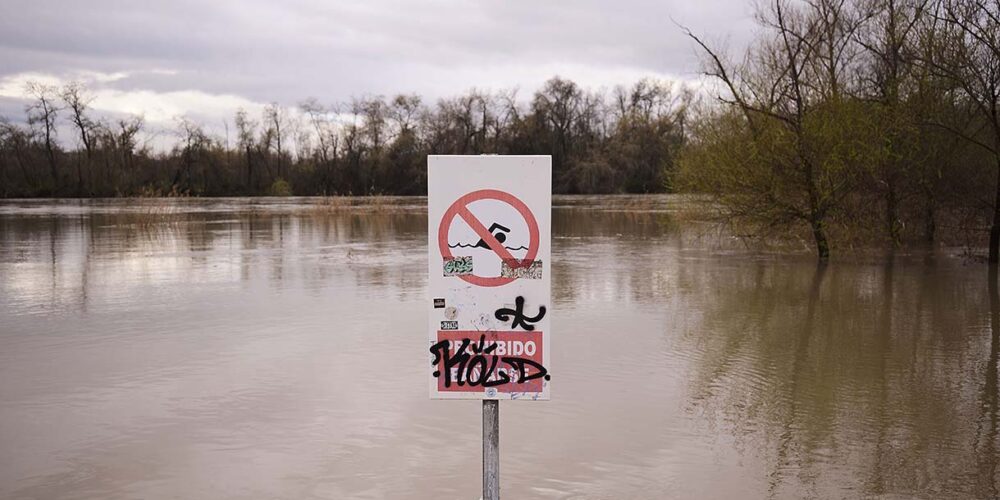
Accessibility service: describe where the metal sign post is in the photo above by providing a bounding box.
[483,400,499,500]
[427,155,552,499]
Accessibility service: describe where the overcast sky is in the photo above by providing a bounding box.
[0,0,755,137]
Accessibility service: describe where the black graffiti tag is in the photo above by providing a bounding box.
[494,296,546,331]
[430,334,550,388]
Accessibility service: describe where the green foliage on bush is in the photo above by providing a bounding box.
[269,179,292,197]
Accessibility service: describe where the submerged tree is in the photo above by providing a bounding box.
[680,0,1000,260]
[682,0,870,259]
[925,0,1000,263]
[854,0,929,245]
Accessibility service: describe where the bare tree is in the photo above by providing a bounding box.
[234,109,257,190]
[174,118,213,193]
[61,81,101,195]
[390,94,423,137]
[263,103,285,179]
[300,98,333,164]
[926,0,1000,263]
[61,82,97,158]
[24,81,61,192]
[114,116,144,184]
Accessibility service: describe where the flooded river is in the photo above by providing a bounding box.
[0,196,997,499]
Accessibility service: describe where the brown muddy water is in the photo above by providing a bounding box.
[0,196,997,499]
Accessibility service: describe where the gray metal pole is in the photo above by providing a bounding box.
[483,400,499,500]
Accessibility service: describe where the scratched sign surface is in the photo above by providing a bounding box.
[427,156,552,400]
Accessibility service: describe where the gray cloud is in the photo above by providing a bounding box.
[0,0,755,134]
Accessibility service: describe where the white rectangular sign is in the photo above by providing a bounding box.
[427,155,552,400]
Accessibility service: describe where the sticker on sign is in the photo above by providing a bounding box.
[427,155,552,400]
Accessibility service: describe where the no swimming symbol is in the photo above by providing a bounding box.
[438,189,540,287]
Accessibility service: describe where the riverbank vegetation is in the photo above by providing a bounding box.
[680,0,1000,261]
[2,0,1000,261]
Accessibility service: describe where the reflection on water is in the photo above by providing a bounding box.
[0,196,996,499]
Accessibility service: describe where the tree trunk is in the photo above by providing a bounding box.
[990,153,1000,264]
[0,156,6,198]
[45,141,57,192]
[13,143,32,190]
[76,159,84,197]
[886,179,901,247]
[811,218,831,261]
[245,146,253,193]
[924,200,936,244]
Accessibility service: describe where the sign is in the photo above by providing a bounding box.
[428,155,552,400]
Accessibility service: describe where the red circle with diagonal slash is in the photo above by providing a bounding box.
[439,189,540,287]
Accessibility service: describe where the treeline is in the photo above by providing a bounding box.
[679,0,1000,262]
[0,78,688,198]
